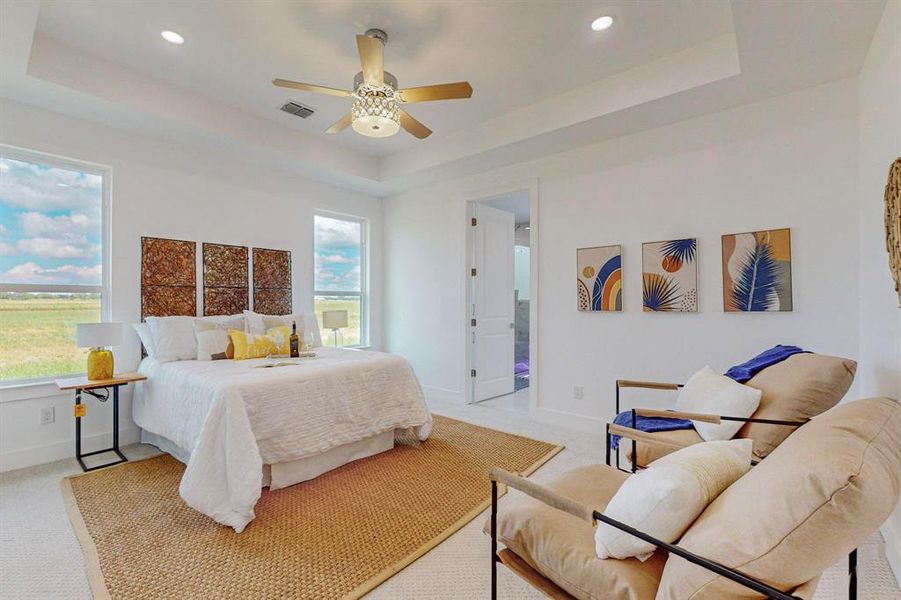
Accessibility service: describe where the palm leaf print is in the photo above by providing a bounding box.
[660,238,697,264]
[643,273,680,311]
[730,239,777,311]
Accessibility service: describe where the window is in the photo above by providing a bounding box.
[314,212,367,347]
[0,147,108,383]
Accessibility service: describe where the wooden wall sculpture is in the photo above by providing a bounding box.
[252,247,292,315]
[203,243,249,316]
[886,157,901,307]
[141,237,197,319]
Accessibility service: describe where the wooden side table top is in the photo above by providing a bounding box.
[54,372,147,391]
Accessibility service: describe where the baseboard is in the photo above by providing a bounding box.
[0,426,141,473]
[882,515,901,588]
[422,385,465,404]
[531,406,606,434]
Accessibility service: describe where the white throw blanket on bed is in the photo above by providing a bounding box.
[133,347,432,532]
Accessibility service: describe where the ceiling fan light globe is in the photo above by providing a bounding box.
[352,114,400,138]
[351,95,400,138]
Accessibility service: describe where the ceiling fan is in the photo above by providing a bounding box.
[273,29,473,139]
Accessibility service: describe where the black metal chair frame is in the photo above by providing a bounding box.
[486,379,860,599]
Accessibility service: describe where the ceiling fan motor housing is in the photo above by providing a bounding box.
[353,71,398,92]
[364,28,388,45]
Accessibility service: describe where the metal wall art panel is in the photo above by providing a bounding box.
[252,247,292,315]
[141,237,197,319]
[203,243,249,316]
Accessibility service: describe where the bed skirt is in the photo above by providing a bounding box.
[140,429,395,490]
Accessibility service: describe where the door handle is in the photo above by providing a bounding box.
[509,323,515,329]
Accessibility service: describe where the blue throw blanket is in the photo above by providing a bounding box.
[609,344,808,450]
[724,344,808,383]
[608,412,693,450]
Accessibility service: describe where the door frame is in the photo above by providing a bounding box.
[463,179,540,413]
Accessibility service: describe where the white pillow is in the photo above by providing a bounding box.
[676,366,762,441]
[132,322,156,358]
[243,310,266,335]
[197,314,244,330]
[193,319,231,361]
[595,438,752,561]
[247,310,323,347]
[145,316,197,362]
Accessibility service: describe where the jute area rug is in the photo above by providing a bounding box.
[62,415,562,599]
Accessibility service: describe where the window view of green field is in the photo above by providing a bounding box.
[314,296,362,347]
[0,293,100,381]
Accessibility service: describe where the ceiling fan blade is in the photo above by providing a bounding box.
[272,79,351,97]
[326,113,353,134]
[397,82,473,103]
[356,34,384,86]
[398,108,432,139]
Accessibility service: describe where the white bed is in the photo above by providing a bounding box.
[133,346,432,532]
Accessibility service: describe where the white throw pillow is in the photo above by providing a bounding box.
[242,310,267,335]
[132,322,156,358]
[265,313,323,348]
[194,319,231,361]
[676,366,762,441]
[146,316,197,362]
[595,438,752,561]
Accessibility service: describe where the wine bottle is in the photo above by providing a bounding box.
[289,321,300,358]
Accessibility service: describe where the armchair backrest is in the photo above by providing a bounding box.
[740,353,857,460]
[656,396,901,599]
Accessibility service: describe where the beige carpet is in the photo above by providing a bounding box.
[61,415,562,600]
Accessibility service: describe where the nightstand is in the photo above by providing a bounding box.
[54,372,147,472]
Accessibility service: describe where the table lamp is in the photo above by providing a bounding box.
[322,310,348,348]
[76,322,123,380]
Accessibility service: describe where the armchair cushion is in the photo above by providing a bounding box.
[597,439,752,561]
[657,397,901,599]
[739,352,856,460]
[488,465,667,600]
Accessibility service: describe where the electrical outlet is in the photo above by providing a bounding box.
[40,407,55,425]
[573,386,584,400]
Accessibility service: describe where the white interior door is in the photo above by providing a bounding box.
[472,204,515,402]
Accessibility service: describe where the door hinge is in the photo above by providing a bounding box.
[471,217,477,226]
[470,369,477,378]
[471,318,477,327]
[471,268,477,276]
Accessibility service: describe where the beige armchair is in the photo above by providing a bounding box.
[612,352,857,470]
[487,396,900,600]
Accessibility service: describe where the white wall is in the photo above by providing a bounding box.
[0,99,383,472]
[857,0,901,582]
[384,78,861,424]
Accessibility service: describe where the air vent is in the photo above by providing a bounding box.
[280,101,315,118]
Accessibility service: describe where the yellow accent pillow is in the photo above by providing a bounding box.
[229,326,291,360]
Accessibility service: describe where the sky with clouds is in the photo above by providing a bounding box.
[0,157,103,286]
[314,215,361,293]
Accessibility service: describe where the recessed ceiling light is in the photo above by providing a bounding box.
[591,16,614,32]
[161,30,185,45]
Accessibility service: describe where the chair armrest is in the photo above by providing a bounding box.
[489,467,594,523]
[488,468,800,600]
[616,379,682,391]
[633,408,809,427]
[633,407,721,424]
[607,423,694,449]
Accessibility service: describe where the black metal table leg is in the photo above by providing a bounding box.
[74,384,129,472]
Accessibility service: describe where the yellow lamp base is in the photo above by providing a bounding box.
[87,348,114,380]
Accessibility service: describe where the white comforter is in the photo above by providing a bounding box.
[133,347,431,532]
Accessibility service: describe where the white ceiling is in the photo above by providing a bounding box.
[0,0,887,195]
[33,0,735,157]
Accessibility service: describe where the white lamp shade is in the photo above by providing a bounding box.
[76,322,122,348]
[322,310,348,329]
